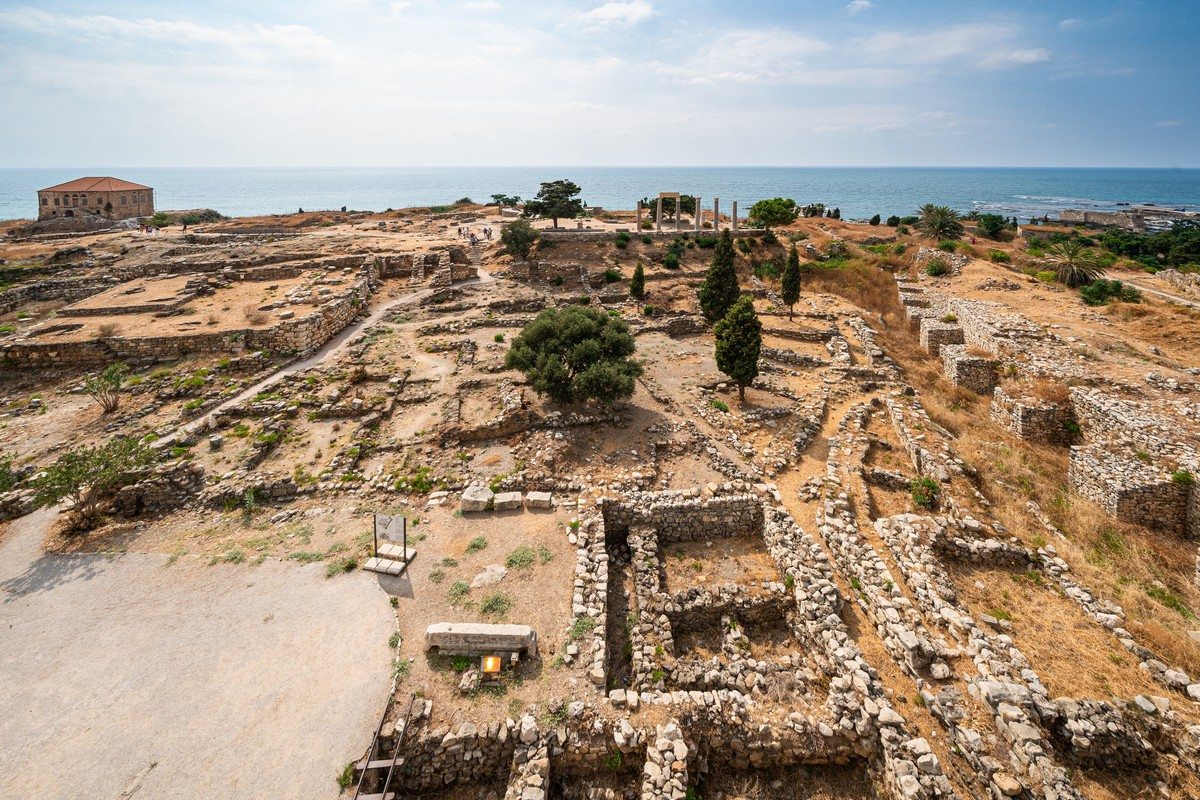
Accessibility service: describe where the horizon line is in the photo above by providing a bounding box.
[2,164,1198,171]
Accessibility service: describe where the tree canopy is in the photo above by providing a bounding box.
[500,219,539,261]
[975,213,1007,239]
[34,435,156,530]
[749,198,799,229]
[916,204,965,241]
[504,306,642,405]
[523,180,584,228]
[781,244,801,320]
[629,262,646,300]
[714,296,762,402]
[641,195,696,220]
[698,230,741,323]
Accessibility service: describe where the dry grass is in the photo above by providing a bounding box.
[1028,377,1071,404]
[808,260,1200,680]
[243,304,267,325]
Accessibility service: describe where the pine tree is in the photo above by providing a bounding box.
[698,229,740,323]
[781,245,801,320]
[630,262,645,300]
[714,296,762,402]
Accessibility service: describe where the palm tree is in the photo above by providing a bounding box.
[916,204,965,241]
[1042,240,1105,287]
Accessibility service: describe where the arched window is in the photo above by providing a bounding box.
[71,194,79,206]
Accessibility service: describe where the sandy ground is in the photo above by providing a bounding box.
[0,507,396,800]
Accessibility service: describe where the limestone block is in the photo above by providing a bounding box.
[461,483,493,512]
[494,491,523,511]
[525,491,553,509]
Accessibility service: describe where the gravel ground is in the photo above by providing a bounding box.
[0,508,396,800]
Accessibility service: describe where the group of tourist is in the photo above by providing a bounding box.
[456,226,494,247]
[138,225,160,235]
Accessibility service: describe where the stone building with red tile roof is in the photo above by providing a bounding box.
[37,177,154,220]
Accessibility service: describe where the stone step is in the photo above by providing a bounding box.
[364,557,408,576]
[357,793,395,800]
[376,543,416,562]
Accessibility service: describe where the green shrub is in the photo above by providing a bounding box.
[1172,470,1195,486]
[493,333,505,343]
[505,545,536,569]
[1079,279,1141,306]
[696,236,718,248]
[753,261,780,280]
[615,231,631,244]
[643,305,655,317]
[940,314,958,323]
[466,535,488,553]
[663,252,680,270]
[892,243,907,255]
[641,234,652,244]
[711,399,729,413]
[480,591,512,618]
[1035,270,1057,283]
[568,615,596,639]
[910,477,940,509]
[937,240,958,252]
[448,580,470,604]
[925,257,948,277]
[603,268,621,283]
[989,249,1011,263]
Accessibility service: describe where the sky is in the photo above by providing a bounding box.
[0,0,1197,168]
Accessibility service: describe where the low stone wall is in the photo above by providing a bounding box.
[917,318,963,357]
[0,276,115,315]
[939,345,998,394]
[1158,269,1200,296]
[112,462,206,516]
[599,493,762,543]
[990,386,1076,445]
[1069,445,1191,535]
[395,720,515,793]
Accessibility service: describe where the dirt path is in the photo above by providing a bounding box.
[1121,277,1200,310]
[0,508,397,800]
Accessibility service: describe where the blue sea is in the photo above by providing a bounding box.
[2,166,1197,223]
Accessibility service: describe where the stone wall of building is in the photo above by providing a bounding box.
[1068,445,1191,535]
[989,386,1076,445]
[1058,209,1143,231]
[940,345,998,394]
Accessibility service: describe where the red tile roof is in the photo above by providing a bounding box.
[39,177,152,193]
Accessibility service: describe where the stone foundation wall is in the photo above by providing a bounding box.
[0,277,115,315]
[939,345,998,394]
[1069,445,1190,535]
[395,721,515,793]
[599,493,763,543]
[917,319,963,357]
[1,271,372,368]
[990,386,1076,445]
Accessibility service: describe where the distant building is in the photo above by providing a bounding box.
[37,176,154,221]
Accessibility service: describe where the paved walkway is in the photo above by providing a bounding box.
[0,509,396,799]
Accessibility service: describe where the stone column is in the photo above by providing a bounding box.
[732,201,738,232]
[694,197,701,232]
[674,198,681,232]
[713,198,720,231]
[656,198,663,234]
[636,200,643,232]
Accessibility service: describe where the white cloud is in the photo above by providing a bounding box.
[464,1,500,10]
[1058,18,1082,30]
[978,48,1050,70]
[1156,120,1183,128]
[655,29,846,85]
[390,3,411,15]
[578,1,654,30]
[0,9,337,62]
[858,24,1049,71]
[846,0,873,14]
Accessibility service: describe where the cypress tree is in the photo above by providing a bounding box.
[630,262,645,300]
[698,229,740,323]
[713,296,762,402]
[781,244,801,320]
